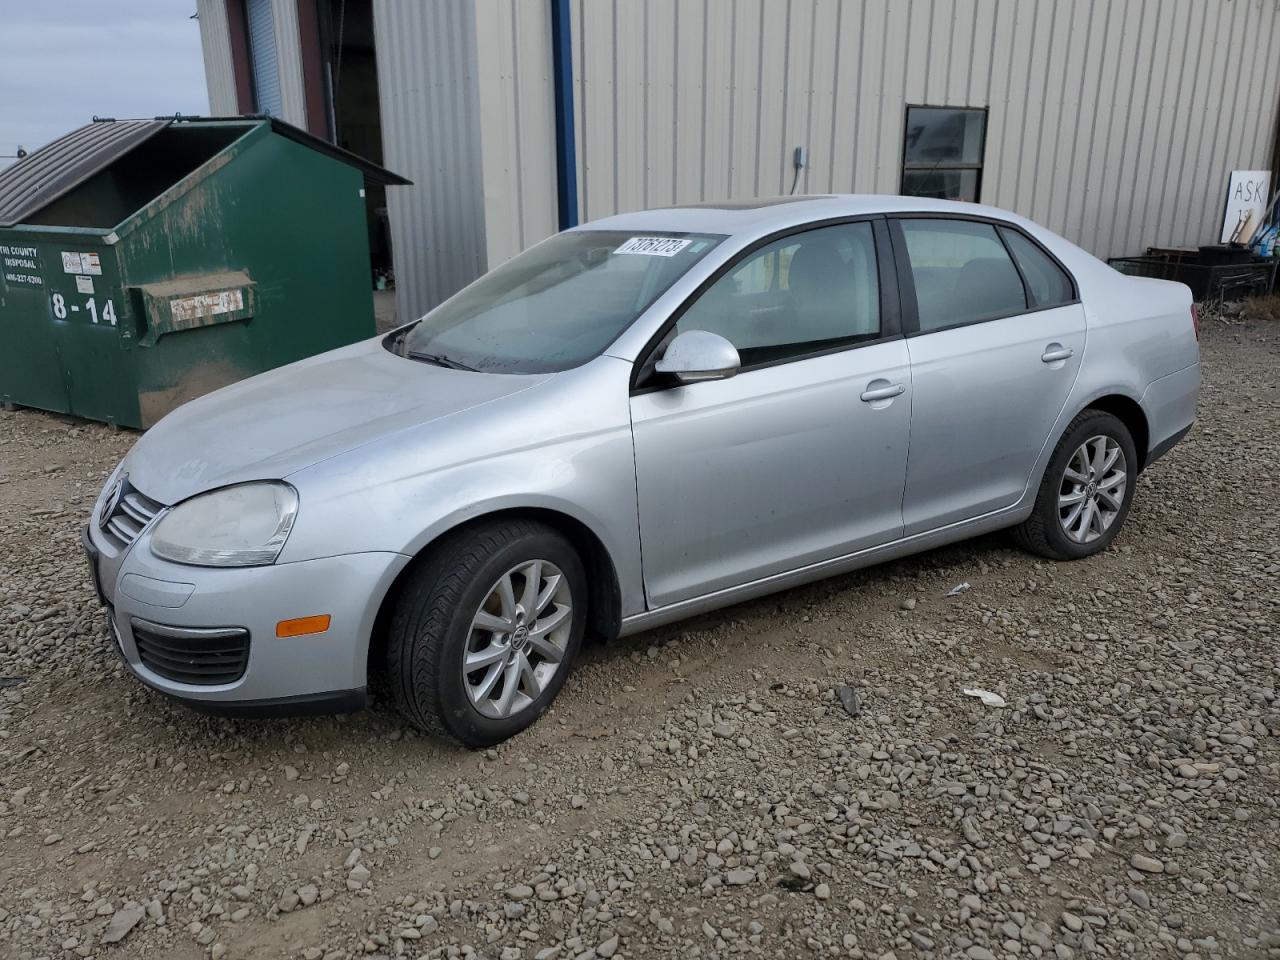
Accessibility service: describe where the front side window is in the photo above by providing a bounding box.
[400,231,722,374]
[899,218,1025,331]
[675,221,881,367]
[901,106,987,203]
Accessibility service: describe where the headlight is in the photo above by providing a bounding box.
[150,482,298,567]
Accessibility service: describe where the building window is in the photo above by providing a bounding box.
[245,0,283,117]
[901,106,987,203]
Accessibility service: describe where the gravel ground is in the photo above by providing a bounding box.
[1,315,1277,960]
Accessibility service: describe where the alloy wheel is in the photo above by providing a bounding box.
[1057,435,1127,544]
[462,560,574,719]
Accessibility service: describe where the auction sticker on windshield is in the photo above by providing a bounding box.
[614,236,693,257]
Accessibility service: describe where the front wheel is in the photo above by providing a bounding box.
[1013,410,1138,560]
[385,520,586,746]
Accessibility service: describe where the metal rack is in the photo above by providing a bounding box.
[1107,248,1278,303]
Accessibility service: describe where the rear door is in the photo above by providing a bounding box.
[890,216,1085,535]
[630,219,911,608]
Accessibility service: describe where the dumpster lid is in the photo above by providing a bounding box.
[0,119,169,227]
[0,115,410,228]
[178,115,412,187]
[258,117,412,187]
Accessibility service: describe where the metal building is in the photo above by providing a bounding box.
[198,0,1280,323]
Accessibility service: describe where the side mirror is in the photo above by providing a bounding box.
[654,330,741,384]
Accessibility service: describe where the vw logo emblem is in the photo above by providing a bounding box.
[99,476,124,531]
[511,624,530,651]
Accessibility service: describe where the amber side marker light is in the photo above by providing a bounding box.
[276,615,332,638]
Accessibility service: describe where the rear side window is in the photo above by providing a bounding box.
[1000,228,1075,308]
[899,219,1025,332]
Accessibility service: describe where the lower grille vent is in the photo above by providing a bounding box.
[131,619,250,685]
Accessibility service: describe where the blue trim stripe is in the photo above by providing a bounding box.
[550,0,578,229]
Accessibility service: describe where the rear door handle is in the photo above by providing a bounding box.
[860,382,906,402]
[1041,344,1074,363]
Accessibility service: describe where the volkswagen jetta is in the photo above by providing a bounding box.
[83,196,1199,745]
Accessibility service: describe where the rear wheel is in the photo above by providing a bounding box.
[386,520,586,746]
[1013,410,1137,560]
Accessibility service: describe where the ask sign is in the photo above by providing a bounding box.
[1220,170,1271,243]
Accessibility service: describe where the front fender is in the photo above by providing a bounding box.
[399,486,639,608]
[276,357,645,617]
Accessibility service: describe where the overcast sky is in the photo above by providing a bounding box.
[0,1,209,163]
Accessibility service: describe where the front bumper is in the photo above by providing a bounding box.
[84,522,410,711]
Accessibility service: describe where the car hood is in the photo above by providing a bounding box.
[125,338,548,505]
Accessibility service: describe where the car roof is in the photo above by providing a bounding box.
[574,194,1034,240]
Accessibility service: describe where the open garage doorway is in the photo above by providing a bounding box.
[316,0,394,315]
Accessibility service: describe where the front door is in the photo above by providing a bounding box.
[630,220,911,608]
[891,217,1086,535]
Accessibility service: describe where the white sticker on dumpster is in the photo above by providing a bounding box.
[614,236,692,257]
[60,251,102,275]
[170,289,244,323]
[75,275,94,294]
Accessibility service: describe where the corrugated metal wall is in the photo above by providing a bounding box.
[474,0,560,269]
[270,0,309,127]
[564,0,1280,260]
[246,0,285,116]
[197,0,307,124]
[197,0,239,114]
[373,0,489,322]
[203,0,1280,309]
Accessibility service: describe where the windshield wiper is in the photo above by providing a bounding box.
[405,350,476,372]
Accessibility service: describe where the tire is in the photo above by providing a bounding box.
[1013,410,1138,561]
[385,519,587,747]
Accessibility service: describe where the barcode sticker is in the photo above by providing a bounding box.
[614,236,692,257]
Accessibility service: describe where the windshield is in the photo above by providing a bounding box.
[399,230,723,373]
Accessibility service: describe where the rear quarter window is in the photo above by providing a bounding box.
[1000,228,1075,308]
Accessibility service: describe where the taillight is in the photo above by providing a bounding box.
[1190,303,1199,340]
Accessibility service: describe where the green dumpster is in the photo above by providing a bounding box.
[0,116,409,428]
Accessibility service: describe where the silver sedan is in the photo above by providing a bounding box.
[84,195,1200,745]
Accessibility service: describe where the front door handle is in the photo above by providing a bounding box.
[860,382,906,402]
[1041,344,1074,363]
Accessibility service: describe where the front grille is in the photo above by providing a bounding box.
[131,619,250,686]
[100,480,165,551]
